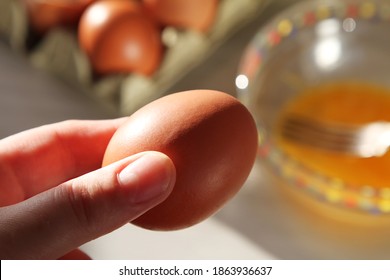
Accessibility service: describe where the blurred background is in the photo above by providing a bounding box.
[2,0,390,259]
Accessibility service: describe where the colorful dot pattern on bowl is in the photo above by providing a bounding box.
[258,138,390,215]
[239,1,390,82]
[240,1,390,215]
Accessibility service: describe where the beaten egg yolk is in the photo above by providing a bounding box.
[276,82,390,189]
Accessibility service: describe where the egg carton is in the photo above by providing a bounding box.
[0,0,27,50]
[0,0,270,115]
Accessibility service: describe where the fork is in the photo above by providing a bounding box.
[280,114,390,157]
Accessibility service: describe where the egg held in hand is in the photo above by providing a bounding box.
[103,90,258,230]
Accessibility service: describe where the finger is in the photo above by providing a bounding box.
[0,151,176,260]
[0,118,126,205]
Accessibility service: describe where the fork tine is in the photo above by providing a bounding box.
[280,115,358,153]
[283,115,357,137]
[281,127,355,152]
[279,114,390,157]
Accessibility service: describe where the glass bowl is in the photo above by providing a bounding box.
[236,0,390,224]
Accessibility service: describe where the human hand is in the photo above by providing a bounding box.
[0,119,176,259]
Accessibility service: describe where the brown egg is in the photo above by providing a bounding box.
[103,90,258,230]
[142,0,219,33]
[78,0,163,76]
[22,0,95,34]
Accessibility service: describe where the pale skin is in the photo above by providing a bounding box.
[0,119,176,259]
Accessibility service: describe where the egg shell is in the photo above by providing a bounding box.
[23,0,95,34]
[78,0,163,76]
[142,0,219,33]
[103,90,258,230]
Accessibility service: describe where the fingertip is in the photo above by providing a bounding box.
[118,151,176,205]
[64,151,177,235]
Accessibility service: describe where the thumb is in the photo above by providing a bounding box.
[0,151,176,260]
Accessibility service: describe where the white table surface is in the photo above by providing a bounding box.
[2,0,390,259]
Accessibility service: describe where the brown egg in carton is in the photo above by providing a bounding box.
[1,0,270,116]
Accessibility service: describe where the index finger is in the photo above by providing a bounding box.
[0,118,126,206]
